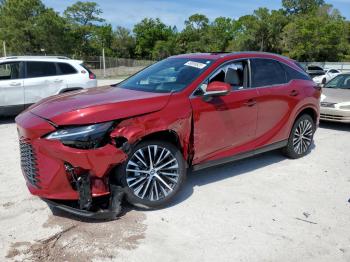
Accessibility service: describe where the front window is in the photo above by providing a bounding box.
[325,75,350,89]
[119,58,213,93]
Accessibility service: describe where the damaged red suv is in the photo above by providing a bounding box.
[16,52,320,218]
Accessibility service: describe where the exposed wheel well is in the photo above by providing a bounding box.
[138,130,181,150]
[296,107,317,125]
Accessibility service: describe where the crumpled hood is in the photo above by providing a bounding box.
[29,85,172,125]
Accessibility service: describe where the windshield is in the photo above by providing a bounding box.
[325,74,350,89]
[118,58,213,93]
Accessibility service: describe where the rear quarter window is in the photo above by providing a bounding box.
[57,63,77,75]
[281,63,311,81]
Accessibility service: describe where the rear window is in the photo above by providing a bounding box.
[308,66,323,71]
[251,59,287,88]
[281,63,311,81]
[80,64,93,74]
[26,61,56,78]
[57,63,77,75]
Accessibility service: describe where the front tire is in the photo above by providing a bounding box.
[283,114,315,159]
[115,140,186,209]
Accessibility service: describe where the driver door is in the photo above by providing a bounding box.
[190,60,258,165]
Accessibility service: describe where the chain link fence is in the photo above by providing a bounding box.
[81,56,155,79]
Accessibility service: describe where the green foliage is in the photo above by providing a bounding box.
[228,8,289,53]
[282,5,349,61]
[63,1,108,56]
[111,26,135,58]
[0,0,69,54]
[0,0,349,61]
[282,0,325,15]
[63,1,104,26]
[133,18,174,59]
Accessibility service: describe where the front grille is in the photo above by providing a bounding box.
[320,102,336,108]
[19,138,40,188]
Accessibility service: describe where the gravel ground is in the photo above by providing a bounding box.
[0,119,349,262]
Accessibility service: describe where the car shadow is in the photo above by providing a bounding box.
[160,149,288,209]
[319,121,350,132]
[49,144,319,222]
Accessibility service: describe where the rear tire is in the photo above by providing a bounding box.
[282,114,315,159]
[115,140,186,209]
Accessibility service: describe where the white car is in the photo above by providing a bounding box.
[0,56,97,116]
[313,69,341,85]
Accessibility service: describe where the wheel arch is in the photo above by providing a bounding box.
[58,87,83,94]
[113,129,185,158]
[137,130,181,148]
[295,107,318,125]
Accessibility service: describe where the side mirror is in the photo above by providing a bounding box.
[204,81,231,97]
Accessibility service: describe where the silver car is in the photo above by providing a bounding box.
[320,73,350,123]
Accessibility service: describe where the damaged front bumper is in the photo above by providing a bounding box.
[43,185,125,220]
[16,112,128,220]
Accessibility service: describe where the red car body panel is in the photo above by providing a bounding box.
[15,52,321,201]
[29,86,171,125]
[16,112,127,199]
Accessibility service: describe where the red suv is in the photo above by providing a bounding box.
[16,52,320,218]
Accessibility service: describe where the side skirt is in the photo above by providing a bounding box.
[192,140,288,171]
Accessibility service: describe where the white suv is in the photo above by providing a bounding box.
[0,56,97,116]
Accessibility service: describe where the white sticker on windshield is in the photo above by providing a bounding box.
[184,61,207,69]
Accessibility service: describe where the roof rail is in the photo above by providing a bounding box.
[0,56,71,60]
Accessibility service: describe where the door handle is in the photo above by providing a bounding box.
[10,82,21,86]
[54,79,63,83]
[244,99,256,107]
[290,90,299,97]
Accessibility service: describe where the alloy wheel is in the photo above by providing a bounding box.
[125,145,180,201]
[293,119,313,155]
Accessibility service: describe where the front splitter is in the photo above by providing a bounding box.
[42,185,125,220]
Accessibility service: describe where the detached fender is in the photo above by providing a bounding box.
[110,93,193,161]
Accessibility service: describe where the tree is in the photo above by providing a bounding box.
[64,1,104,26]
[229,8,289,52]
[178,14,211,53]
[133,18,174,59]
[184,14,209,30]
[282,0,325,15]
[111,26,135,58]
[282,5,349,61]
[64,1,109,56]
[0,0,69,55]
[207,17,237,52]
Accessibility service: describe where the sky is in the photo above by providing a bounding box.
[43,0,350,30]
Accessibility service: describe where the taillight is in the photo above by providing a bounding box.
[89,73,96,79]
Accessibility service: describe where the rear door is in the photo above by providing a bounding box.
[24,61,67,106]
[251,59,299,147]
[0,61,24,112]
[56,62,80,89]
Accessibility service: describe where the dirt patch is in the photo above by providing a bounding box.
[2,202,15,209]
[6,209,146,261]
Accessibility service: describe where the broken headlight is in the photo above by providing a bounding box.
[45,121,114,149]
